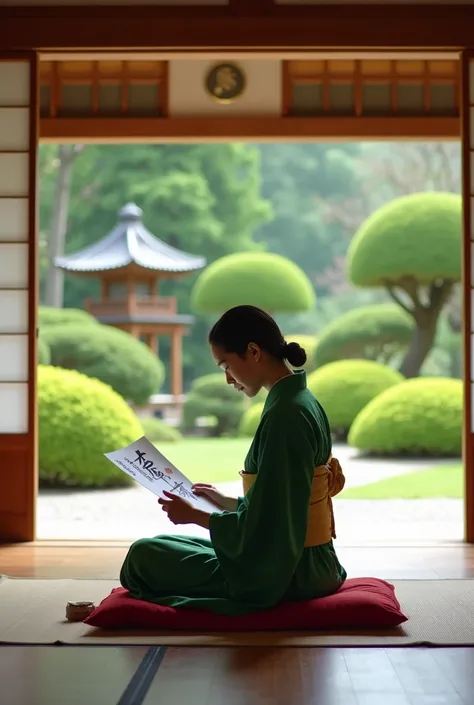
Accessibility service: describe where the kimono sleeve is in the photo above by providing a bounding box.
[208,406,315,608]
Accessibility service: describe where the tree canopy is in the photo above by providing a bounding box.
[39,142,462,386]
[255,144,361,295]
[39,143,272,387]
[348,192,462,287]
[191,252,316,313]
[346,192,462,378]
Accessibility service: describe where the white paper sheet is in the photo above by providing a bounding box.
[104,436,220,513]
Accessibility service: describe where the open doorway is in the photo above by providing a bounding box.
[36,138,463,544]
[2,50,470,545]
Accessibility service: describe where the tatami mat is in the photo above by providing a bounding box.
[0,575,472,647]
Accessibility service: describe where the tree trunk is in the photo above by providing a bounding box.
[450,345,463,379]
[386,278,454,379]
[399,318,439,378]
[44,144,84,308]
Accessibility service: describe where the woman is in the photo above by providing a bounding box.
[120,305,347,616]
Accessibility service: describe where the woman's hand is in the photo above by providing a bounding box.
[158,491,210,528]
[192,484,238,512]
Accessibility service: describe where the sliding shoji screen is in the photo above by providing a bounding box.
[0,54,38,541]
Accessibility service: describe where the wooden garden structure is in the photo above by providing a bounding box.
[55,202,205,398]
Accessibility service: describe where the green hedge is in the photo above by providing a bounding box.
[238,402,265,437]
[38,337,51,365]
[39,306,97,328]
[39,365,143,488]
[191,252,315,313]
[190,374,240,397]
[315,304,413,367]
[41,323,165,405]
[141,416,182,443]
[307,360,403,436]
[348,377,462,456]
[183,373,246,436]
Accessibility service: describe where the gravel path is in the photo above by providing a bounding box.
[36,443,461,544]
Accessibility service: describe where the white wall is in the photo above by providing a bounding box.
[169,60,282,117]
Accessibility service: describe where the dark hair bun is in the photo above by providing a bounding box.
[284,341,307,368]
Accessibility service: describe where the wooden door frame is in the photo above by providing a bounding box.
[2,4,474,52]
[1,2,472,542]
[0,52,38,542]
[461,50,473,543]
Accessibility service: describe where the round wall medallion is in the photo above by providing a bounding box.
[205,63,246,103]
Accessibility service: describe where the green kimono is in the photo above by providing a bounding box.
[120,370,346,616]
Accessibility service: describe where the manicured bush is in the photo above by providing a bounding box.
[38,365,143,488]
[347,192,462,287]
[39,306,97,328]
[38,336,51,365]
[348,377,462,457]
[141,416,182,443]
[41,323,164,405]
[307,360,403,437]
[315,304,413,367]
[238,402,265,437]
[182,373,246,436]
[191,252,315,313]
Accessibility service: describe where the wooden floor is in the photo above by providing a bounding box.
[1,542,474,705]
[2,644,474,705]
[1,541,474,579]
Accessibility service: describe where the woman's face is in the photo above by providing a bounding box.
[211,343,263,398]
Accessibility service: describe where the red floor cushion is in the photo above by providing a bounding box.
[84,578,407,631]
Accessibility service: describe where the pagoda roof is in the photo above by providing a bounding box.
[55,203,206,275]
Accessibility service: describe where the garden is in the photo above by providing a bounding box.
[36,141,464,540]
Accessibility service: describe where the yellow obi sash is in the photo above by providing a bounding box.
[240,457,345,548]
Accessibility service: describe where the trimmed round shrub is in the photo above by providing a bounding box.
[348,377,462,456]
[191,252,315,313]
[38,365,143,488]
[286,334,318,371]
[39,306,97,328]
[315,304,413,367]
[348,192,462,287]
[141,416,182,443]
[41,323,165,405]
[239,402,265,437]
[183,373,246,437]
[307,360,403,437]
[38,336,51,365]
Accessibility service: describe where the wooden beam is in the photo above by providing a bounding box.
[461,50,474,543]
[39,116,461,143]
[170,328,183,398]
[1,5,474,52]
